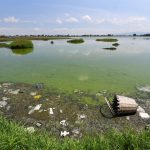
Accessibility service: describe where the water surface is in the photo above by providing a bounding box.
[0,37,150,93]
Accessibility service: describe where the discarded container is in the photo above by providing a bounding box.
[101,95,138,118]
[112,95,138,116]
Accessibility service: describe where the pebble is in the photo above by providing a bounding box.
[61,131,69,137]
[26,127,35,133]
[0,101,7,108]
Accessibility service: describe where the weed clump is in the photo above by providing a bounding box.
[67,38,84,44]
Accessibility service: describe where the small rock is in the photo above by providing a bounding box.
[60,120,68,126]
[137,106,145,113]
[36,122,42,127]
[2,83,12,87]
[60,109,63,113]
[139,112,150,121]
[49,108,54,115]
[30,92,37,96]
[26,127,35,133]
[137,86,150,92]
[0,85,2,88]
[61,131,69,137]
[0,101,7,108]
[2,97,9,101]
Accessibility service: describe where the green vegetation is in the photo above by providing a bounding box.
[67,38,84,44]
[103,47,116,50]
[11,48,33,55]
[96,38,118,42]
[0,36,71,42]
[0,116,150,150]
[112,43,120,47]
[0,43,9,48]
[9,40,33,49]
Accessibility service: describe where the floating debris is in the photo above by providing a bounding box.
[61,131,69,137]
[49,108,54,115]
[26,127,35,133]
[0,101,7,108]
[60,120,68,126]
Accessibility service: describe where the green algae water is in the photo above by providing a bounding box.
[0,37,150,93]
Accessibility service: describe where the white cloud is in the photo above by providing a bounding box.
[66,17,78,23]
[65,13,70,17]
[33,27,40,31]
[3,16,19,23]
[82,15,92,22]
[56,19,63,24]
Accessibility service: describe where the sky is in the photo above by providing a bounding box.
[0,0,150,35]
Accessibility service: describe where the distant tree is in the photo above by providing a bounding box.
[133,34,136,36]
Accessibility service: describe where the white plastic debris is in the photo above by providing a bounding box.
[0,101,7,108]
[60,109,63,113]
[78,114,87,119]
[137,106,145,113]
[137,86,150,92]
[28,104,42,115]
[2,97,9,101]
[139,112,150,121]
[72,128,80,135]
[9,89,20,95]
[126,116,130,121]
[60,120,68,126]
[26,127,35,133]
[36,122,42,127]
[30,92,37,96]
[61,131,69,137]
[49,108,54,115]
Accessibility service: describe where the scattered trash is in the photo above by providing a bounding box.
[28,104,42,115]
[49,108,54,115]
[60,120,68,126]
[78,114,87,120]
[35,83,43,89]
[6,105,11,111]
[137,106,145,113]
[0,101,7,108]
[30,92,37,96]
[139,112,150,121]
[137,86,150,92]
[60,109,63,113]
[126,116,130,121]
[72,128,80,135]
[8,89,20,95]
[36,122,42,127]
[26,127,35,133]
[34,95,42,100]
[2,83,12,87]
[61,131,69,137]
[2,97,9,101]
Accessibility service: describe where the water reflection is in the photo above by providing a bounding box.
[11,48,33,55]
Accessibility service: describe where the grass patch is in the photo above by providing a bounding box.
[9,40,33,49]
[112,43,120,47]
[103,47,116,50]
[11,48,33,55]
[96,38,118,42]
[0,43,9,48]
[0,116,150,150]
[67,38,84,44]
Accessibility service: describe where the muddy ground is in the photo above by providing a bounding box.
[0,82,150,138]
